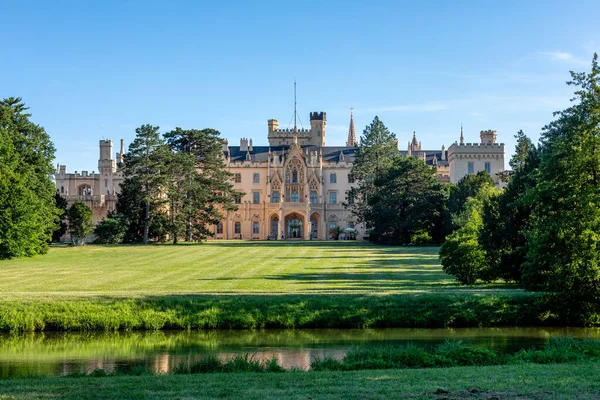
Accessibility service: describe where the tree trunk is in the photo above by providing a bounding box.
[185,213,192,242]
[143,200,150,244]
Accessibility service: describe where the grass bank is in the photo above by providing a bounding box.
[1,362,599,399]
[0,292,571,332]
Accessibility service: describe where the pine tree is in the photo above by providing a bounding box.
[121,125,170,244]
[346,116,398,228]
[164,128,239,241]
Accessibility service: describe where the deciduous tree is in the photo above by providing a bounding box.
[0,98,59,259]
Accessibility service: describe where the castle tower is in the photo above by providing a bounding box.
[480,130,497,144]
[98,140,116,173]
[309,111,326,146]
[346,109,357,147]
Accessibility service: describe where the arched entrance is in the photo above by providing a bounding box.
[270,214,279,239]
[310,212,320,240]
[284,213,304,239]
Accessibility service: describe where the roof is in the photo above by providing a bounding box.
[225,145,448,166]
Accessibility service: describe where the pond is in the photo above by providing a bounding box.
[0,327,599,378]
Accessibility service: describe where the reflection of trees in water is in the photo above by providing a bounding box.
[1,327,599,377]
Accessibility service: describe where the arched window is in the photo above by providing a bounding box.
[291,190,299,203]
[234,222,241,234]
[292,170,298,183]
[216,222,223,234]
[78,184,91,196]
[253,222,260,235]
[61,186,64,194]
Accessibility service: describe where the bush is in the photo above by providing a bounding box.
[94,217,125,244]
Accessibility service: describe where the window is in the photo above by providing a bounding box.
[292,170,298,183]
[330,173,337,184]
[216,222,223,234]
[348,222,355,229]
[485,162,491,174]
[310,191,318,203]
[253,192,260,204]
[234,222,241,234]
[61,186,64,194]
[272,191,280,203]
[235,193,242,204]
[329,222,337,231]
[234,173,242,183]
[347,191,355,204]
[253,222,260,234]
[291,190,299,203]
[329,192,337,204]
[253,173,260,183]
[467,162,474,174]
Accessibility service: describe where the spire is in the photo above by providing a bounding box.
[346,107,356,147]
[411,131,421,151]
[460,124,464,144]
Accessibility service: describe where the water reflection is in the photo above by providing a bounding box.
[0,327,599,378]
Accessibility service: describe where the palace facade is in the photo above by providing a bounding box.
[55,111,505,240]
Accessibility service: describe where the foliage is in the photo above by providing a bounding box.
[346,116,398,226]
[440,185,498,284]
[52,190,69,242]
[0,291,565,332]
[447,171,495,219]
[121,125,170,244]
[164,128,239,242]
[522,54,600,304]
[173,355,285,374]
[329,226,343,239]
[479,131,541,282]
[93,216,126,244]
[0,98,59,259]
[311,337,600,371]
[66,200,93,246]
[366,155,449,245]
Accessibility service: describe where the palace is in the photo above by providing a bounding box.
[55,112,505,240]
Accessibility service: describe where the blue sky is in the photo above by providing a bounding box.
[2,0,599,172]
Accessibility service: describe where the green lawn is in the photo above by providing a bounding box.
[0,362,598,399]
[0,241,519,297]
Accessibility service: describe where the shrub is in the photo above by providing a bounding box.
[94,217,125,244]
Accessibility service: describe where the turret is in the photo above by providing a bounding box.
[480,130,497,144]
[268,119,279,134]
[309,111,326,146]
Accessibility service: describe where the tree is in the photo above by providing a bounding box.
[115,172,169,243]
[366,155,448,245]
[94,215,126,244]
[66,200,93,246]
[346,117,398,227]
[0,98,59,259]
[52,190,69,242]
[447,171,495,219]
[164,128,239,242]
[440,185,498,284]
[522,54,600,304]
[121,125,169,244]
[479,132,541,282]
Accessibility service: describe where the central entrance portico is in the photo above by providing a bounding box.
[284,213,304,239]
